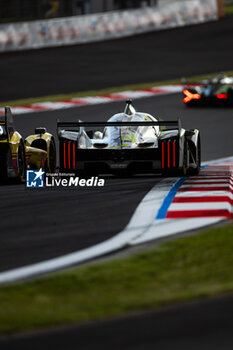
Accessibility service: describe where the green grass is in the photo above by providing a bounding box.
[1,70,233,108]
[0,223,233,335]
[225,4,233,14]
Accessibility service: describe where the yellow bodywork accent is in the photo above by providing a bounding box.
[8,131,22,156]
[120,131,137,148]
[25,146,47,170]
[0,131,23,176]
[6,131,48,173]
[122,132,137,144]
[1,127,55,177]
[25,132,56,172]
[25,132,53,148]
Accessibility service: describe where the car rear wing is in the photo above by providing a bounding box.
[0,107,14,140]
[181,78,231,88]
[57,119,182,133]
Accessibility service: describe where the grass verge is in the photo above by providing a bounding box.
[0,223,233,336]
[225,4,233,14]
[1,70,233,108]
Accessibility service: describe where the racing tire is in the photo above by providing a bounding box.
[46,138,56,173]
[227,88,233,105]
[188,135,201,176]
[0,151,8,183]
[15,142,26,183]
[177,140,188,177]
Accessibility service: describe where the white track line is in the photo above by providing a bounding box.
[0,178,178,285]
[0,156,232,285]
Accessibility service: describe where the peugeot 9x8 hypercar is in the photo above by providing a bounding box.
[57,100,201,177]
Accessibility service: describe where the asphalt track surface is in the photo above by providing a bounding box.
[1,94,233,273]
[1,15,233,101]
[1,16,233,349]
[1,293,233,350]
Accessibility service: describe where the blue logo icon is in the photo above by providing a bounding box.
[26,169,45,188]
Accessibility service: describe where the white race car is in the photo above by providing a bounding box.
[57,100,201,176]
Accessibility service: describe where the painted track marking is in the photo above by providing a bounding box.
[133,157,233,244]
[0,157,232,284]
[0,85,182,116]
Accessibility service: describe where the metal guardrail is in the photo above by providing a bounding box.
[1,0,225,24]
[0,0,218,52]
[0,0,158,23]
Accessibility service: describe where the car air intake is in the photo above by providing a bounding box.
[35,127,47,134]
[137,142,154,148]
[93,143,108,149]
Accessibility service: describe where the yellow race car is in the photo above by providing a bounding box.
[0,106,56,183]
